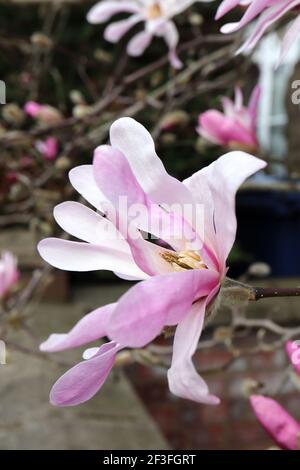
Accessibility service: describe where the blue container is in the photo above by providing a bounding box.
[236,178,300,277]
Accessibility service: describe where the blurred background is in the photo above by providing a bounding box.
[0,0,300,450]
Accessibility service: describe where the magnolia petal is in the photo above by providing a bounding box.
[278,14,300,66]
[187,151,266,269]
[286,340,300,375]
[168,300,220,405]
[221,0,271,32]
[40,303,116,353]
[127,30,153,56]
[109,117,192,205]
[233,1,300,54]
[104,14,141,42]
[53,201,129,251]
[50,342,120,406]
[107,269,219,348]
[92,145,201,274]
[250,395,300,450]
[38,238,146,279]
[87,1,140,24]
[68,165,110,214]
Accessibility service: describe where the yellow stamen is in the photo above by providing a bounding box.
[161,250,207,271]
[147,3,162,19]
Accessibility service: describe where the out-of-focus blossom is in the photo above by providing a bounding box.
[197,85,260,151]
[159,110,189,131]
[250,395,300,450]
[216,0,300,64]
[38,117,265,407]
[87,0,214,69]
[24,101,63,126]
[286,340,300,375]
[0,251,19,299]
[36,137,59,161]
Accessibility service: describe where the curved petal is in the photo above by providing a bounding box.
[127,30,153,56]
[232,1,300,53]
[278,14,300,65]
[40,303,116,353]
[92,145,203,274]
[37,238,147,279]
[250,395,300,450]
[104,14,141,42]
[167,299,220,405]
[220,0,271,32]
[160,21,182,69]
[215,0,242,20]
[68,165,110,215]
[50,342,120,406]
[109,117,192,206]
[53,201,129,251]
[107,269,219,348]
[286,340,300,375]
[185,151,266,270]
[87,1,140,24]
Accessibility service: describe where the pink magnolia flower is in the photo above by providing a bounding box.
[250,395,300,450]
[197,85,260,151]
[0,251,19,299]
[36,137,59,161]
[38,117,265,407]
[87,1,213,69]
[286,340,300,375]
[216,0,300,64]
[24,101,63,125]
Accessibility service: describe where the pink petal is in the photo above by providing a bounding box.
[286,340,300,375]
[215,0,242,20]
[107,269,219,348]
[24,101,42,117]
[92,145,203,274]
[53,201,129,251]
[190,151,266,268]
[158,21,182,69]
[127,30,153,56]
[250,395,300,450]
[104,14,141,42]
[87,1,140,24]
[68,165,113,217]
[168,295,220,405]
[50,342,120,406]
[38,238,146,279]
[234,1,299,54]
[40,303,116,353]
[220,0,271,32]
[278,14,300,65]
[109,117,192,206]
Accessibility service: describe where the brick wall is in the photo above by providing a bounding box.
[126,343,300,450]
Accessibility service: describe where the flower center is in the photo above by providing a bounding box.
[147,3,162,19]
[161,250,207,271]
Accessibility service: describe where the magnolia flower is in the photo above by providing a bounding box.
[197,85,260,151]
[87,0,213,69]
[0,251,19,299]
[250,395,300,450]
[286,340,300,375]
[36,137,59,161]
[216,0,300,64]
[24,101,63,126]
[38,117,265,407]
